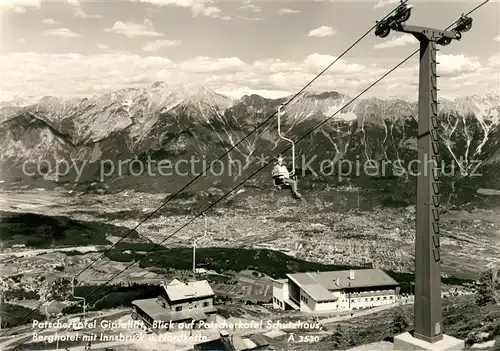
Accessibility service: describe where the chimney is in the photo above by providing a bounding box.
[349,270,355,280]
[336,277,340,286]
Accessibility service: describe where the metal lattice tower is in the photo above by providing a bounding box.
[374,1,473,344]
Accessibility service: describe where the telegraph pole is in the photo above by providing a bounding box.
[193,213,208,273]
[374,1,473,348]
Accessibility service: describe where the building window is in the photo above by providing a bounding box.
[203,302,209,307]
[175,306,182,311]
[377,297,380,301]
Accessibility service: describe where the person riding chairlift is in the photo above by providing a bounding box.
[271,156,302,199]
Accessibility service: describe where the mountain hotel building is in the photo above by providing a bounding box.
[272,268,400,312]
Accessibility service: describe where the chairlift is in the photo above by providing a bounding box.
[272,104,297,188]
[273,175,285,187]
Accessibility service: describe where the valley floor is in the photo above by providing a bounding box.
[1,189,499,281]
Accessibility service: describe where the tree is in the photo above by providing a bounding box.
[38,277,73,313]
[49,277,72,301]
[330,324,353,350]
[43,278,76,318]
[392,306,411,335]
[493,269,500,303]
[475,270,496,307]
[493,337,500,351]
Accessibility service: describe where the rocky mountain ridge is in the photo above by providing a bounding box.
[1,82,499,208]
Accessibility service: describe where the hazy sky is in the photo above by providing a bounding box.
[1,0,499,101]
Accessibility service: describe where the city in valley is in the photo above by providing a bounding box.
[0,186,498,350]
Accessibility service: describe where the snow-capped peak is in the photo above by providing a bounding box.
[145,82,233,109]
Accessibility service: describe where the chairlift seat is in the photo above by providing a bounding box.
[273,176,285,187]
[273,173,298,187]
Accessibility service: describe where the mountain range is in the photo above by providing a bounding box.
[1,82,499,209]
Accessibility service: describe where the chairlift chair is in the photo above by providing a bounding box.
[272,104,297,188]
[273,176,285,187]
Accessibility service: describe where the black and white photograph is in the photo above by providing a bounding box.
[0,0,499,350]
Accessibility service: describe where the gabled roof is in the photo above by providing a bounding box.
[132,298,216,322]
[287,269,399,302]
[247,334,271,347]
[232,335,251,351]
[271,278,288,285]
[131,298,172,321]
[194,338,230,351]
[194,335,272,351]
[164,279,215,301]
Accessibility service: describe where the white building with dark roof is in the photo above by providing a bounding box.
[272,269,400,312]
[159,278,215,310]
[131,279,216,331]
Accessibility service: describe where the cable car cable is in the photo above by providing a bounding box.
[68,0,489,308]
[64,0,410,283]
[0,3,408,338]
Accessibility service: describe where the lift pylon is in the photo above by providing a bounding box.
[374,0,474,346]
